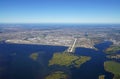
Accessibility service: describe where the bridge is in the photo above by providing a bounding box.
[67,38,77,53]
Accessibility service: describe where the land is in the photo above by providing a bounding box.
[1,24,120,49]
[105,45,120,60]
[47,52,90,79]
[104,61,120,79]
[98,75,105,79]
[49,52,91,68]
[105,45,120,54]
[45,71,69,79]
[0,24,120,79]
[29,53,39,61]
[107,54,120,59]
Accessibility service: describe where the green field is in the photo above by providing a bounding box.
[104,61,120,79]
[29,52,39,61]
[98,75,105,79]
[49,52,91,68]
[45,71,68,79]
[105,46,120,54]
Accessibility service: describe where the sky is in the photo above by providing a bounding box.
[0,0,120,24]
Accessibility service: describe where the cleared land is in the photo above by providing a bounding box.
[45,71,69,79]
[29,53,39,61]
[49,52,91,68]
[105,46,120,54]
[99,75,105,79]
[104,61,120,79]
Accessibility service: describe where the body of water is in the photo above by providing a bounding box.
[0,41,114,79]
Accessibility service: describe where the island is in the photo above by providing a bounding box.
[29,53,39,61]
[106,54,120,59]
[98,75,105,79]
[49,52,91,68]
[45,71,69,79]
[105,45,120,54]
[104,61,120,79]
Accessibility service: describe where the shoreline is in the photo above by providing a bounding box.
[5,41,96,50]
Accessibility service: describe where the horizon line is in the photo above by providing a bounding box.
[0,22,120,25]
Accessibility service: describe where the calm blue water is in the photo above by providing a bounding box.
[0,43,67,79]
[72,41,113,79]
[0,42,114,79]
